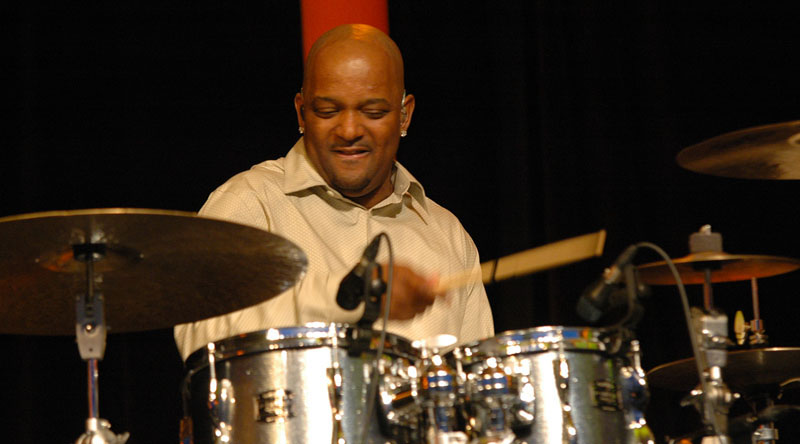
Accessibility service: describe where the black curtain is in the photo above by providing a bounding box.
[5,2,800,442]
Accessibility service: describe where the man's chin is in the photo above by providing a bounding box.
[330,179,372,198]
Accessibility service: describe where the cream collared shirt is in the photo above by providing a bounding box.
[174,139,494,359]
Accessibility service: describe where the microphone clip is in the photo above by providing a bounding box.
[357,263,387,328]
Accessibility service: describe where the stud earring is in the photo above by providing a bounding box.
[299,127,304,134]
[400,129,407,138]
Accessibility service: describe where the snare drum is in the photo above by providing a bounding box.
[453,326,652,444]
[184,323,421,444]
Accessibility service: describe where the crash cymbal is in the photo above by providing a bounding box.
[647,347,800,393]
[0,208,307,335]
[637,251,800,285]
[677,120,800,179]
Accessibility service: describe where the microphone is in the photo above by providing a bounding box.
[576,244,639,322]
[336,235,382,310]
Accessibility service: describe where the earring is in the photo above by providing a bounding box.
[400,129,407,138]
[299,127,304,134]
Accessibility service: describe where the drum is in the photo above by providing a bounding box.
[183,323,421,444]
[452,326,653,444]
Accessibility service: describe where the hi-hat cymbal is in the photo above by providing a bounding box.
[0,208,307,335]
[677,120,800,179]
[637,251,800,285]
[647,347,800,393]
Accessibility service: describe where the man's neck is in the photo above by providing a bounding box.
[346,180,394,208]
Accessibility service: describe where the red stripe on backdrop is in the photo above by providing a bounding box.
[299,0,389,60]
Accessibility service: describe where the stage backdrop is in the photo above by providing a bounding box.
[5,2,800,442]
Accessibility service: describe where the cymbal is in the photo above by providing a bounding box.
[677,120,800,179]
[647,347,800,393]
[637,251,800,285]
[0,208,307,335]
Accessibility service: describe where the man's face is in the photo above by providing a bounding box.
[295,41,413,208]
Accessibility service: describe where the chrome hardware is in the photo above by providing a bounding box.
[689,309,737,443]
[414,335,468,444]
[206,342,235,443]
[327,324,345,443]
[468,356,517,443]
[554,345,578,444]
[620,340,655,443]
[75,418,130,444]
[255,388,292,423]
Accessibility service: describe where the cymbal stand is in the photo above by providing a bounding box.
[689,305,736,444]
[688,227,736,443]
[73,243,129,444]
[734,278,768,346]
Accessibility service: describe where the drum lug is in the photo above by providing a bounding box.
[205,342,235,443]
[415,337,468,443]
[553,352,578,444]
[326,365,346,443]
[467,356,519,443]
[209,379,235,443]
[620,340,656,443]
[327,325,346,443]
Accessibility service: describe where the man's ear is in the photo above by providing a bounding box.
[400,93,415,132]
[294,92,305,131]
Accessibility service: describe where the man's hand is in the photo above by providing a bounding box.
[379,264,441,320]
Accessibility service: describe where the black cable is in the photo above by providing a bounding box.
[635,241,728,442]
[359,232,392,444]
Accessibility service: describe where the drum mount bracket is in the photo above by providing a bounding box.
[357,262,386,329]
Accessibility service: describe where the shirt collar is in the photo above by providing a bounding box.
[283,138,429,217]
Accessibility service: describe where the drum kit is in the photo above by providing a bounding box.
[1,121,800,443]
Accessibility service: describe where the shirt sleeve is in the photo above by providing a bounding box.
[458,231,495,344]
[199,187,271,232]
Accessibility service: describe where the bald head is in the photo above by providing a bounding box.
[303,24,405,94]
[293,24,415,208]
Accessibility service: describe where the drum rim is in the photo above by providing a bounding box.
[454,325,628,361]
[185,322,420,371]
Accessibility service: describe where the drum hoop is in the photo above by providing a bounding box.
[185,323,419,372]
[455,325,628,363]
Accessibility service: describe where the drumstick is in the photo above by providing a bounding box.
[434,229,606,294]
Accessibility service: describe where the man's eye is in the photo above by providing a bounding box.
[363,110,388,119]
[314,109,337,117]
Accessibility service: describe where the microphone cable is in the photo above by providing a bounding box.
[630,241,729,442]
[358,232,393,444]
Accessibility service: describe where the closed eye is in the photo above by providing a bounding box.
[363,109,389,119]
[313,108,338,118]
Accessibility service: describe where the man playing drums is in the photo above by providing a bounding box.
[175,24,493,360]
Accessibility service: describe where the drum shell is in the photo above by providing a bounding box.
[184,324,420,444]
[455,326,641,444]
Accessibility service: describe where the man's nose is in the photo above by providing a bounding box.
[334,110,364,142]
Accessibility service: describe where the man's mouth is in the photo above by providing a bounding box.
[333,146,370,157]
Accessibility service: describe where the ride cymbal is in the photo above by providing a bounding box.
[637,251,800,285]
[0,208,307,335]
[677,120,800,179]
